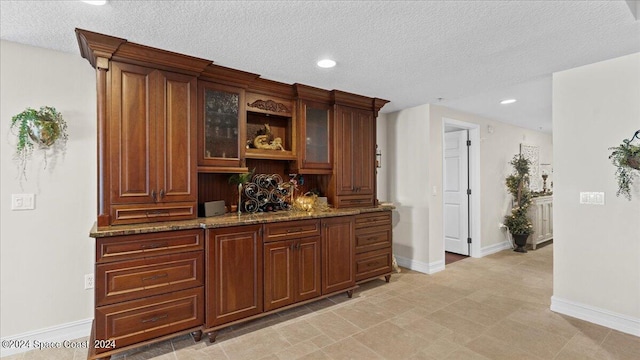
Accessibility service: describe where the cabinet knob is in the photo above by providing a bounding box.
[160,189,165,199]
[151,190,157,202]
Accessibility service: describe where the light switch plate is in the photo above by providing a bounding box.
[579,192,605,205]
[11,193,35,210]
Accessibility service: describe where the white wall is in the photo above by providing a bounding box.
[551,52,640,335]
[380,103,552,272]
[0,41,96,342]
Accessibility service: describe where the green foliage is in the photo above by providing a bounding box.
[10,106,68,178]
[504,154,533,235]
[228,168,255,185]
[608,134,640,200]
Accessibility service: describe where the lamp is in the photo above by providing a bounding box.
[541,164,552,193]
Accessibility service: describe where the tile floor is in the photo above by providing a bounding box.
[3,244,640,359]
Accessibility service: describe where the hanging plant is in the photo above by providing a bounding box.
[10,106,68,178]
[608,130,640,200]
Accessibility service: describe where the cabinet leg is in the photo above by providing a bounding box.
[191,330,203,342]
[346,290,353,298]
[385,275,391,283]
[207,331,218,343]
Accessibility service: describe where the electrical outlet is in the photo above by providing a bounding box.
[84,274,94,290]
[11,193,35,210]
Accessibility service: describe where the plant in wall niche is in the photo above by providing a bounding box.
[228,168,255,213]
[10,106,68,179]
[504,154,533,253]
[609,130,640,200]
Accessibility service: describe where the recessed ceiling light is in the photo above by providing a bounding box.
[500,99,517,105]
[317,59,336,68]
[82,0,107,5]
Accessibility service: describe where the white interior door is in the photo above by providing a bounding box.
[444,130,469,255]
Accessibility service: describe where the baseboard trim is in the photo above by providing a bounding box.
[550,296,640,337]
[394,254,445,274]
[0,318,93,357]
[480,240,512,257]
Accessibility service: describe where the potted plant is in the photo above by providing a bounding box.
[10,106,68,177]
[609,130,640,200]
[504,154,534,253]
[228,168,255,213]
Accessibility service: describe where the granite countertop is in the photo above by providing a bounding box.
[90,204,395,238]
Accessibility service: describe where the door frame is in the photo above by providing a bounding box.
[442,118,481,258]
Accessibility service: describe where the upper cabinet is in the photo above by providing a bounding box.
[333,105,375,207]
[328,92,388,208]
[245,90,296,161]
[76,28,388,227]
[109,62,198,225]
[294,84,333,174]
[198,81,247,172]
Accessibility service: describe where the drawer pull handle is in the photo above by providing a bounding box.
[287,228,304,233]
[367,261,380,267]
[141,314,168,323]
[142,273,169,282]
[366,237,377,242]
[146,210,169,216]
[140,242,169,250]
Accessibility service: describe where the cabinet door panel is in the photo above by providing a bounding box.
[158,71,197,202]
[264,241,295,311]
[354,110,374,194]
[335,107,355,195]
[297,237,321,301]
[198,81,246,170]
[300,100,332,171]
[322,217,355,294]
[110,62,157,204]
[206,225,263,327]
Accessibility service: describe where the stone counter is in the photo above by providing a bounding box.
[90,204,395,238]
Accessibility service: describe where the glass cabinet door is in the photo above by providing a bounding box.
[198,81,245,170]
[300,101,332,171]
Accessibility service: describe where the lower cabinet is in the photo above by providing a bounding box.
[92,229,205,356]
[354,211,393,282]
[205,225,263,327]
[528,196,553,249]
[321,216,356,294]
[90,211,391,356]
[264,236,321,311]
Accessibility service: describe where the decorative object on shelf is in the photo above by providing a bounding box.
[10,106,68,179]
[292,191,329,212]
[247,99,290,113]
[540,163,552,194]
[251,123,285,150]
[520,143,540,191]
[228,168,255,214]
[241,174,292,213]
[504,154,534,253]
[609,130,640,200]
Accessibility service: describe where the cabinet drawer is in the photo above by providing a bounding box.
[355,248,392,282]
[335,195,374,208]
[355,212,391,229]
[95,252,204,306]
[355,226,392,254]
[97,229,204,263]
[95,287,203,353]
[263,219,321,242]
[111,202,196,226]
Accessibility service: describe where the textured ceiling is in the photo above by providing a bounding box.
[1,1,639,133]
